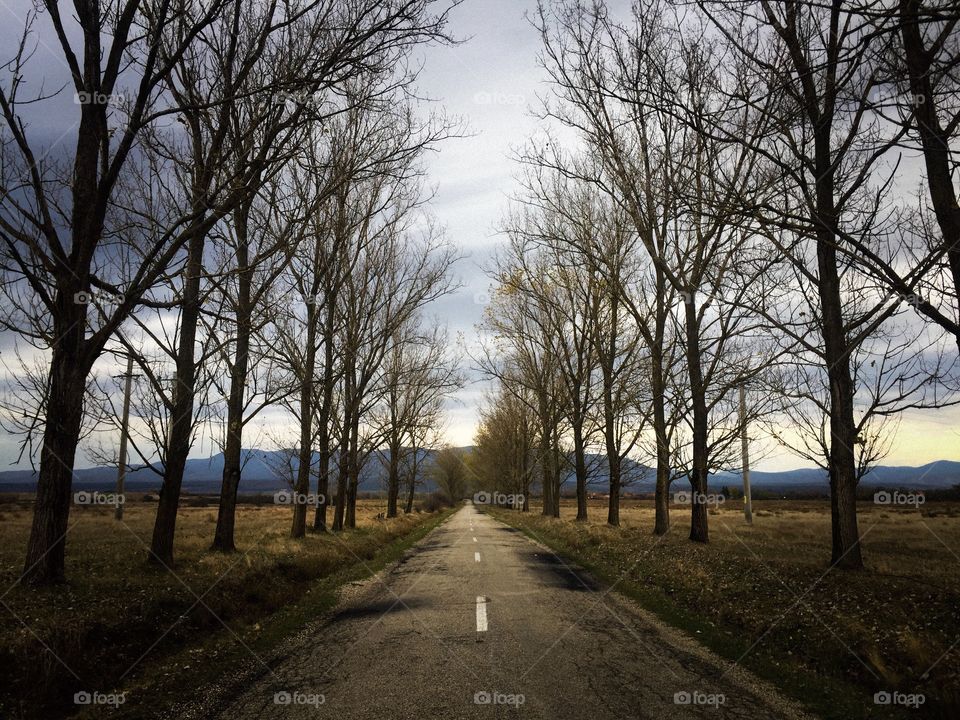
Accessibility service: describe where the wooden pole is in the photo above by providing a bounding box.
[116,355,134,520]
[739,384,753,524]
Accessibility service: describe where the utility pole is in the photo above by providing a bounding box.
[116,354,135,521]
[739,384,753,524]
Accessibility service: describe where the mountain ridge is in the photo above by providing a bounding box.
[0,448,957,493]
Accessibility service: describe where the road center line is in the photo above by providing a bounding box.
[472,536,477,542]
[476,596,488,632]
[474,551,481,562]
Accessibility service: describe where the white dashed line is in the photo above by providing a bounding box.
[476,596,488,632]
[472,536,477,542]
[474,552,481,562]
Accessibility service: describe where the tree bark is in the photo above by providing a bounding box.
[551,422,561,516]
[22,330,88,584]
[602,361,621,527]
[573,420,588,521]
[332,362,354,531]
[313,294,336,531]
[683,294,709,544]
[23,95,106,583]
[404,453,417,514]
[150,226,205,566]
[818,234,862,568]
[814,112,863,569]
[651,343,671,535]
[346,412,360,528]
[291,300,318,539]
[213,206,253,552]
[387,441,401,518]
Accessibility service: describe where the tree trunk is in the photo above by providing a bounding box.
[346,413,360,528]
[291,302,318,539]
[818,240,862,568]
[213,207,253,552]
[540,444,553,517]
[151,227,205,566]
[386,383,400,518]
[573,420,588,521]
[23,78,107,584]
[313,298,336,532]
[332,454,348,531]
[899,0,960,351]
[332,402,350,531]
[387,441,401,518]
[551,423,561,516]
[404,454,417,514]
[313,439,331,532]
[23,333,88,584]
[651,345,671,535]
[603,367,620,527]
[814,119,863,569]
[683,295,709,544]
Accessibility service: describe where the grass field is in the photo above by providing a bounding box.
[487,498,960,720]
[0,494,452,719]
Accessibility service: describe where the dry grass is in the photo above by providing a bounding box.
[489,498,960,719]
[0,495,446,719]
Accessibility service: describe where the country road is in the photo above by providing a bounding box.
[209,504,815,719]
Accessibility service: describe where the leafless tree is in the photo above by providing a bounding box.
[0,0,459,582]
[472,385,539,508]
[377,317,463,517]
[691,0,959,567]
[533,0,778,542]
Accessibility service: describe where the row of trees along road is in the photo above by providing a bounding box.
[0,0,464,585]
[475,0,960,570]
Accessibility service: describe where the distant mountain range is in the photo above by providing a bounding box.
[0,447,957,494]
[574,457,960,492]
[0,448,435,494]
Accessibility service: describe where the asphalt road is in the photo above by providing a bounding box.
[211,504,815,719]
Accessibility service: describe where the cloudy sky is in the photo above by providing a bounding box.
[414,0,960,470]
[1,0,959,473]
[414,0,552,448]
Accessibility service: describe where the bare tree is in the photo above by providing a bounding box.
[0,0,236,584]
[533,0,776,541]
[694,0,937,567]
[472,385,539,508]
[208,180,297,551]
[377,317,463,517]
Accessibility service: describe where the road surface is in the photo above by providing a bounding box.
[208,504,814,719]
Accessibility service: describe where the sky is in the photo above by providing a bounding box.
[413,0,553,448]
[410,0,960,470]
[0,0,959,473]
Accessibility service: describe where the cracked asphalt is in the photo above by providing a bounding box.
[211,504,816,719]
